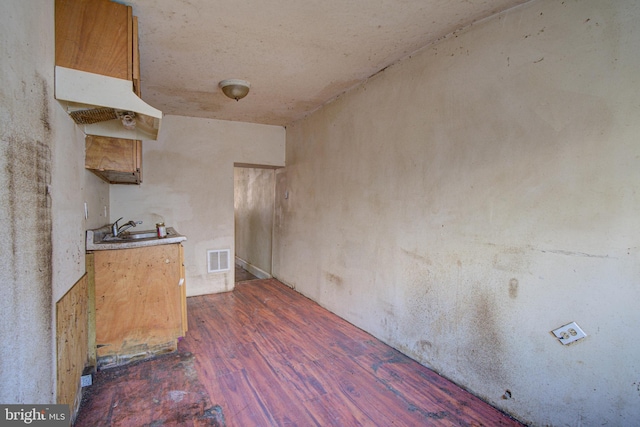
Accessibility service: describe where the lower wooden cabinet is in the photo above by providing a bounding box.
[91,243,186,369]
[85,135,142,184]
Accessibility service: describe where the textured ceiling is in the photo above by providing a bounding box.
[128,0,530,126]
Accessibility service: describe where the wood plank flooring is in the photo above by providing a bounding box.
[235,265,259,282]
[75,279,524,426]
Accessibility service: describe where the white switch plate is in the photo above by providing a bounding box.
[80,374,92,387]
[552,321,586,345]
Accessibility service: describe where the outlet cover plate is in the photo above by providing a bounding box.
[81,374,92,387]
[552,321,586,345]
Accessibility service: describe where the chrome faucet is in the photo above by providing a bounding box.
[111,217,142,237]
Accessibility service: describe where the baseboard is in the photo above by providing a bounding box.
[235,257,271,279]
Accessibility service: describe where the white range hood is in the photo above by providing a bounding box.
[55,66,163,141]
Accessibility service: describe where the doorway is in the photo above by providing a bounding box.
[233,165,276,283]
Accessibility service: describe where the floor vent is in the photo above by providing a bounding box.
[207,249,230,273]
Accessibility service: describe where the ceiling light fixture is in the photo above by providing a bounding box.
[219,79,251,101]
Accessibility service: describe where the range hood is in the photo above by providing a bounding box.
[55,66,162,141]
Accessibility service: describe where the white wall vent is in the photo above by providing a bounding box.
[207,249,230,273]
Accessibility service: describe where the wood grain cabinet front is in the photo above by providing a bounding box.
[57,0,146,184]
[85,135,142,184]
[55,0,134,81]
[92,244,187,369]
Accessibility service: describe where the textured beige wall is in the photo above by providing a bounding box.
[273,0,640,425]
[1,0,109,403]
[110,115,285,296]
[234,167,275,276]
[52,126,110,304]
[0,1,55,402]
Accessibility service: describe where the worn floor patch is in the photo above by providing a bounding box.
[75,351,225,427]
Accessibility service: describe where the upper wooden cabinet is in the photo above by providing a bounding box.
[86,135,142,185]
[55,0,160,140]
[55,0,134,81]
[57,0,152,184]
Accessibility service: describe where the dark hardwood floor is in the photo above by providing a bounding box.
[235,265,259,282]
[75,279,524,426]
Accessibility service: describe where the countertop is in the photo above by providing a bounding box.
[86,225,187,251]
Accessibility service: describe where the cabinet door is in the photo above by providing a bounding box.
[85,135,142,184]
[94,245,183,362]
[55,0,133,80]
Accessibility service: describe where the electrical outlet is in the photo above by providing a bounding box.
[80,374,92,387]
[552,321,586,345]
